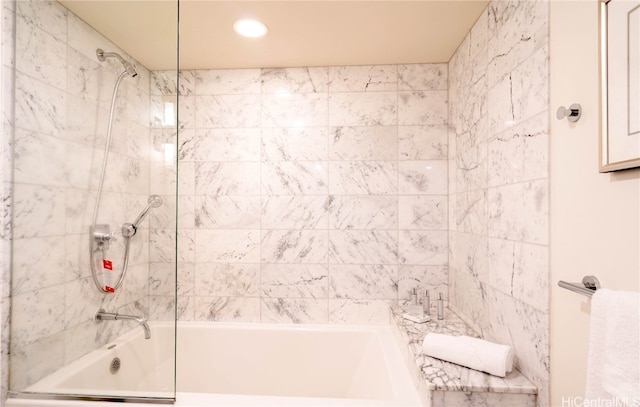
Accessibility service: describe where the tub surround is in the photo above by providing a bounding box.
[390,305,536,406]
[447,1,550,405]
[150,63,450,325]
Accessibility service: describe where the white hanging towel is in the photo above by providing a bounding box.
[585,288,640,403]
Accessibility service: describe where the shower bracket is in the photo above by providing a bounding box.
[93,224,115,250]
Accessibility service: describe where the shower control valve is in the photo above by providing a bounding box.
[93,224,116,249]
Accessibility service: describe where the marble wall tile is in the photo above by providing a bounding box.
[262,127,329,161]
[329,161,397,195]
[449,232,489,285]
[150,194,192,229]
[449,270,490,336]
[469,8,489,57]
[194,229,260,263]
[488,112,548,187]
[329,126,397,160]
[195,195,260,229]
[262,93,328,128]
[398,231,448,266]
[10,285,65,347]
[195,263,259,297]
[192,128,260,161]
[487,289,549,393]
[328,92,397,126]
[398,161,448,195]
[151,70,193,96]
[398,125,448,160]
[14,72,65,137]
[261,230,328,264]
[262,298,328,324]
[328,195,397,230]
[449,1,550,404]
[454,190,488,236]
[179,64,450,324]
[177,95,195,129]
[194,297,260,322]
[195,94,261,128]
[261,161,328,195]
[12,184,65,238]
[64,277,105,329]
[261,196,329,229]
[9,330,64,391]
[488,48,548,137]
[329,264,397,299]
[15,18,66,89]
[329,230,397,265]
[398,195,447,230]
[195,69,261,95]
[487,0,548,87]
[175,296,194,321]
[13,129,66,187]
[328,65,397,92]
[12,236,65,295]
[398,90,447,125]
[262,67,329,94]
[398,64,448,91]
[488,238,549,312]
[62,320,101,365]
[65,233,90,282]
[261,264,328,299]
[328,299,392,324]
[487,180,548,245]
[149,262,180,296]
[195,162,260,196]
[454,132,488,193]
[16,1,66,42]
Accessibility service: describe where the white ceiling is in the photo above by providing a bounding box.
[60,0,489,71]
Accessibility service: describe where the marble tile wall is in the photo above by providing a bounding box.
[1,0,14,402]
[7,0,163,389]
[151,64,449,324]
[448,1,550,406]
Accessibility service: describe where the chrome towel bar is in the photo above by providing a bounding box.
[558,275,601,297]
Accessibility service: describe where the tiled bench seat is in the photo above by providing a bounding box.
[390,306,537,407]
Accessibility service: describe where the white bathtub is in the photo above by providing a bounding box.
[7,322,422,407]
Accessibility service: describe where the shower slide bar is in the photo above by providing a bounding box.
[558,275,601,297]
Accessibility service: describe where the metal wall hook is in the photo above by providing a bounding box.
[556,103,582,122]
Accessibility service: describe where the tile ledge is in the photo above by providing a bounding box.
[390,305,538,395]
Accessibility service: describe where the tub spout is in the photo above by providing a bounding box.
[95,309,151,339]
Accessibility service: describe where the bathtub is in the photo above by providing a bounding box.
[7,322,422,407]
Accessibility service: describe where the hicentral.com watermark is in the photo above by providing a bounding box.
[562,397,640,407]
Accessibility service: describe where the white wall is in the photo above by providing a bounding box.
[550,0,640,404]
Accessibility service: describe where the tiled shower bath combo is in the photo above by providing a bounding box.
[2,0,550,406]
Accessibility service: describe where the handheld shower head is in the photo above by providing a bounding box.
[96,48,138,77]
[147,195,164,209]
[123,195,164,238]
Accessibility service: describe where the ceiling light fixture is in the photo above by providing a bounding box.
[233,19,268,38]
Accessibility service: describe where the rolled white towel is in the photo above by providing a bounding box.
[422,333,514,377]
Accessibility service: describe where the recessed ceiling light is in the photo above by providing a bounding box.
[233,19,268,38]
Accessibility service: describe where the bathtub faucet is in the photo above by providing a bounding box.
[95,309,151,339]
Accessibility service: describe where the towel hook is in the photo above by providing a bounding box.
[556,103,582,122]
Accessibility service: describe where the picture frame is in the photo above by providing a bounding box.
[600,0,640,172]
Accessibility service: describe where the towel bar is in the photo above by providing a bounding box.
[558,275,601,297]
